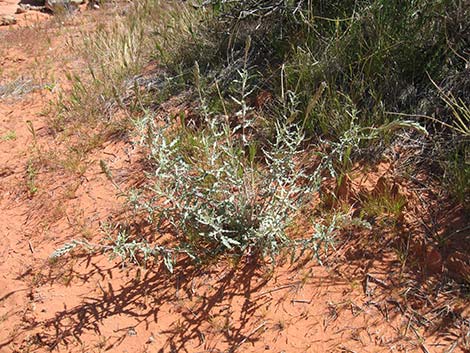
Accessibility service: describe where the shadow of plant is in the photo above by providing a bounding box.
[17,257,273,352]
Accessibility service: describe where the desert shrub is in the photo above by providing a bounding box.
[125,62,324,268]
[132,114,313,263]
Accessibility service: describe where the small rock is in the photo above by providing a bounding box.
[16,5,29,14]
[87,0,100,9]
[0,15,17,26]
[16,4,46,13]
[45,0,79,13]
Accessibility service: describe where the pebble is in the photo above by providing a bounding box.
[0,15,17,26]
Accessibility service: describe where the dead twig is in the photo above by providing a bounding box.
[28,241,34,254]
[229,321,266,352]
[291,299,311,304]
[253,283,298,299]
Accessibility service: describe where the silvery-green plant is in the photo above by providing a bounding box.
[314,110,428,185]
[295,213,372,265]
[130,112,315,267]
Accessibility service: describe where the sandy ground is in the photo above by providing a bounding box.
[0,4,468,353]
[0,0,17,16]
